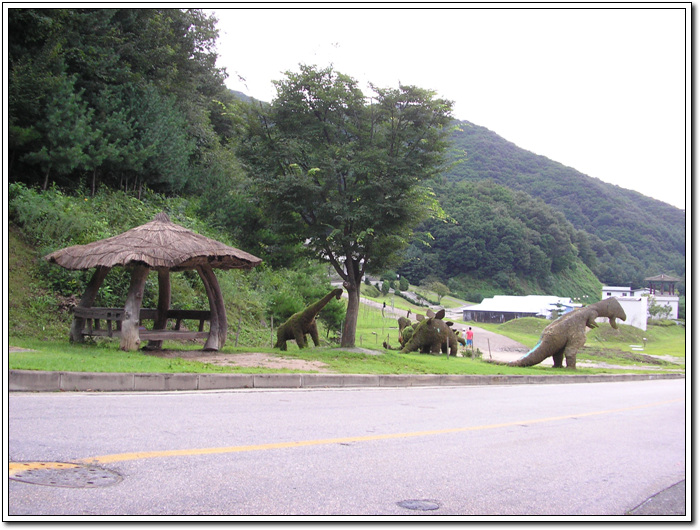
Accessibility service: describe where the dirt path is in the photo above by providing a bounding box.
[142,349,336,373]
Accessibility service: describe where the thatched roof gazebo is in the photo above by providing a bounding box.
[45,212,261,351]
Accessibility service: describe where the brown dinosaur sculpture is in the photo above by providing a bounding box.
[489,297,627,369]
[274,288,343,351]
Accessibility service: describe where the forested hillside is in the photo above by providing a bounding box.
[397,180,602,301]
[441,120,685,288]
[8,9,240,198]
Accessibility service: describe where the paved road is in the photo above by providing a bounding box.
[8,379,686,518]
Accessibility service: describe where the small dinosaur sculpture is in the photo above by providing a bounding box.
[397,316,414,346]
[489,297,627,369]
[274,288,343,351]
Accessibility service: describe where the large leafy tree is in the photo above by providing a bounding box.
[239,65,453,347]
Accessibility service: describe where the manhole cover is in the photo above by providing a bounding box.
[397,499,441,511]
[9,461,122,488]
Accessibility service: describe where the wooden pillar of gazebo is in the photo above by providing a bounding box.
[120,264,150,351]
[145,269,172,350]
[197,263,227,350]
[123,264,227,352]
[69,266,111,343]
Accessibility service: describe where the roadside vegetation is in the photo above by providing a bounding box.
[8,178,685,377]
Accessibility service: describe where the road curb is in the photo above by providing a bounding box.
[8,369,684,392]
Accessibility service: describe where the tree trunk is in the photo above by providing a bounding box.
[120,264,149,351]
[341,282,360,348]
[340,258,363,348]
[42,166,51,191]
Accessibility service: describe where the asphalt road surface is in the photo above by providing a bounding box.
[8,379,686,518]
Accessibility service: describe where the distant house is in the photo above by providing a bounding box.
[602,286,636,298]
[461,295,580,324]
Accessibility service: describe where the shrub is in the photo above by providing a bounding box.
[362,284,381,298]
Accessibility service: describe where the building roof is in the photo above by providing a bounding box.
[644,274,683,282]
[462,295,580,317]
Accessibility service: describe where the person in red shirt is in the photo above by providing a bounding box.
[466,327,474,350]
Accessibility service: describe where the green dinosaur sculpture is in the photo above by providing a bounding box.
[274,288,344,351]
[400,309,458,356]
[397,316,415,346]
[490,297,627,369]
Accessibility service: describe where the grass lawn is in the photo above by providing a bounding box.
[9,338,675,376]
[9,288,685,376]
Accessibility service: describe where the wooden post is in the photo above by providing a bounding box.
[235,316,241,347]
[198,264,227,351]
[70,266,110,343]
[146,269,171,350]
[120,264,149,351]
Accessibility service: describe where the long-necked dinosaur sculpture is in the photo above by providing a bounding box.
[488,297,627,369]
[274,288,343,351]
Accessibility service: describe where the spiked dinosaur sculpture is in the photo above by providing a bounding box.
[488,297,627,369]
[274,288,343,351]
[400,309,459,356]
[384,310,462,356]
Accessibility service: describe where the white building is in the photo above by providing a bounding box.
[461,295,580,324]
[602,286,636,298]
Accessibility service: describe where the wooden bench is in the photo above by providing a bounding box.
[72,307,212,341]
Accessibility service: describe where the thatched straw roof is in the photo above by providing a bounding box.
[45,212,262,271]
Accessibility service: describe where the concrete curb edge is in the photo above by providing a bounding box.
[8,370,685,392]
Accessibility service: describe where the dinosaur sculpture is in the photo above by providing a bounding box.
[384,310,464,356]
[274,288,343,351]
[489,297,627,369]
[397,316,415,346]
[400,309,458,356]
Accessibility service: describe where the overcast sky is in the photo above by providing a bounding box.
[209,5,689,210]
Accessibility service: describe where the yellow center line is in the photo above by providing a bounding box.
[66,398,682,466]
[9,462,80,476]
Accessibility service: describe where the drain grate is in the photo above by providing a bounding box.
[397,499,441,511]
[9,461,122,488]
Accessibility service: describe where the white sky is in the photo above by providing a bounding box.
[208,4,689,210]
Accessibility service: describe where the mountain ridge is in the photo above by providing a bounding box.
[441,119,685,286]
